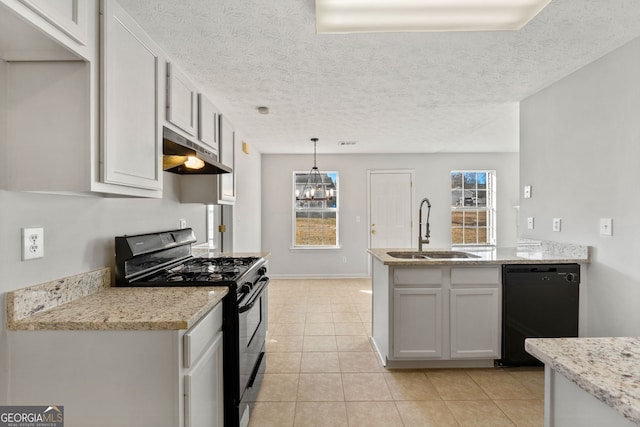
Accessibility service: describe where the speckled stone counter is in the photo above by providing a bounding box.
[6,268,228,331]
[369,240,590,266]
[526,337,640,426]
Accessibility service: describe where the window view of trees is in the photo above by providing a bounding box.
[451,171,496,245]
[293,171,339,247]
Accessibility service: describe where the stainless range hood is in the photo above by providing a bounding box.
[162,127,232,175]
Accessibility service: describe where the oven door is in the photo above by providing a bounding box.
[237,277,269,417]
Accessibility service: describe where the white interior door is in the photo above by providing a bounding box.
[368,170,414,249]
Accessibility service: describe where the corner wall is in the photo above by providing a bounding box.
[520,36,640,336]
[0,174,207,404]
[262,152,519,278]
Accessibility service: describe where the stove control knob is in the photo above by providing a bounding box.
[258,267,267,276]
[240,283,252,294]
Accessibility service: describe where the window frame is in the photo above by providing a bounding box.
[292,170,340,249]
[450,170,496,247]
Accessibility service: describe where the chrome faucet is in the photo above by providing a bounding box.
[418,198,431,251]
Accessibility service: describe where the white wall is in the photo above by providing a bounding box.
[232,132,262,252]
[0,58,6,405]
[520,36,640,336]
[262,152,519,278]
[0,174,209,403]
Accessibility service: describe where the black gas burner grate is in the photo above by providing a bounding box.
[144,256,260,284]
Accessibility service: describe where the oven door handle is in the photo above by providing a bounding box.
[238,277,269,314]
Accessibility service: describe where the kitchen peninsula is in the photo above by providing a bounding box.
[368,241,590,368]
[526,337,640,427]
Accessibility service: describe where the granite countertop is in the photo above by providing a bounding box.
[8,286,228,331]
[6,268,228,331]
[526,337,640,425]
[368,241,590,266]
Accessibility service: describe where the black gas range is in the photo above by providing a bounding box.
[115,228,268,427]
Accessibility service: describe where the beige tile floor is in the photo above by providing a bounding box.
[250,278,544,427]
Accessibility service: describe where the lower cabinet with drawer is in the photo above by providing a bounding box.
[7,303,224,427]
[372,259,500,368]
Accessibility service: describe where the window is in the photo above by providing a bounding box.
[451,170,496,246]
[293,171,339,247]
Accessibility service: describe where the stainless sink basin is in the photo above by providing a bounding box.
[387,251,481,260]
[387,252,430,259]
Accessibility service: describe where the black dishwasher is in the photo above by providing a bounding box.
[500,263,580,366]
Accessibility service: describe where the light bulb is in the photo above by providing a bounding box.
[184,156,205,169]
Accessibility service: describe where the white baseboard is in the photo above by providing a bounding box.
[268,274,371,280]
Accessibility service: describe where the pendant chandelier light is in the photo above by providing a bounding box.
[296,138,334,202]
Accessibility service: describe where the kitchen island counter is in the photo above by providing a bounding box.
[526,337,640,426]
[369,242,589,266]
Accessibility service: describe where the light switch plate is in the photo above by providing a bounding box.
[527,217,534,230]
[599,218,613,236]
[523,185,532,199]
[552,218,562,232]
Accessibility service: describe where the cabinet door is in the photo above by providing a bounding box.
[167,62,198,136]
[393,288,442,358]
[184,331,224,427]
[218,115,236,204]
[450,288,500,359]
[18,0,88,45]
[198,94,219,155]
[101,0,161,190]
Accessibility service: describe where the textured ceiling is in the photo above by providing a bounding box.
[118,0,640,154]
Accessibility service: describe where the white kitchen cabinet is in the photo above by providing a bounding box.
[0,0,93,60]
[101,0,162,192]
[184,331,224,427]
[449,266,501,359]
[167,62,198,137]
[8,303,224,427]
[450,288,500,359]
[1,0,164,197]
[17,0,89,46]
[198,94,220,156]
[393,287,442,358]
[218,115,236,204]
[372,259,501,368]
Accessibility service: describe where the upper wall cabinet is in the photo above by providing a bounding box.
[101,0,162,192]
[198,94,219,156]
[0,0,93,60]
[166,62,198,137]
[1,0,163,197]
[18,0,88,46]
[218,115,236,204]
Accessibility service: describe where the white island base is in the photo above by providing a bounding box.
[544,367,636,427]
[526,337,640,427]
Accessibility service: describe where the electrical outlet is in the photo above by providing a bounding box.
[552,218,562,232]
[22,227,44,260]
[523,185,532,199]
[179,219,187,229]
[599,218,613,236]
[527,217,534,230]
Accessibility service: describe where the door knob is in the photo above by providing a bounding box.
[371,230,376,235]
